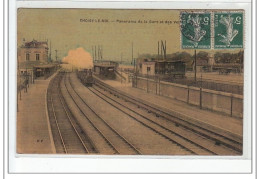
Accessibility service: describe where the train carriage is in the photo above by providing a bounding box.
[77,68,94,87]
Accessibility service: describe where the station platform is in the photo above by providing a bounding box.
[17,73,57,154]
[97,79,243,141]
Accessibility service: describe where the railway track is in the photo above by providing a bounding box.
[70,73,195,155]
[47,73,98,154]
[91,76,242,155]
[64,73,142,155]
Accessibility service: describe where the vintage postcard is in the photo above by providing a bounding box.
[17,8,245,156]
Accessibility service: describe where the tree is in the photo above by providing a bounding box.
[214,51,244,64]
[196,51,209,62]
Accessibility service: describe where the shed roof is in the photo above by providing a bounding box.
[33,64,56,68]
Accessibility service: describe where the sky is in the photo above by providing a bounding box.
[17,9,241,63]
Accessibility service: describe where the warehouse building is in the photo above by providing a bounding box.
[137,58,186,78]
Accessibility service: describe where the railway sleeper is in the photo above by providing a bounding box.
[215,140,221,146]
[95,80,242,154]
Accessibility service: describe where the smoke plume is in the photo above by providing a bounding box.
[62,47,93,69]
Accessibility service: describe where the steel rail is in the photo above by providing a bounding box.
[68,74,142,155]
[86,85,197,155]
[50,88,68,154]
[94,78,242,154]
[92,85,220,155]
[57,82,90,154]
[63,73,120,154]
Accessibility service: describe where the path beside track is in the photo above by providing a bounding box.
[17,73,57,154]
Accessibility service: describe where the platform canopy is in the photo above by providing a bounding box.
[33,64,56,69]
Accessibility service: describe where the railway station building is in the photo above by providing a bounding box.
[17,39,57,82]
[93,61,118,79]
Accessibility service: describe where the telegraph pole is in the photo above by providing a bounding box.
[92,46,94,60]
[200,73,202,109]
[17,55,20,112]
[100,45,103,60]
[160,40,166,60]
[95,46,97,61]
[121,53,123,84]
[131,42,134,85]
[147,67,149,93]
[49,41,52,62]
[158,41,160,59]
[55,49,58,62]
[161,40,163,59]
[131,42,133,82]
[165,40,167,59]
[194,49,197,82]
[98,45,100,60]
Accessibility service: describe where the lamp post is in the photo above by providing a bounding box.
[194,49,197,82]
[17,60,20,112]
[200,73,202,109]
[19,71,21,100]
[121,53,123,84]
[133,58,136,87]
[146,66,149,93]
[25,67,28,93]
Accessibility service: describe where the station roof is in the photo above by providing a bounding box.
[33,64,56,68]
[94,64,116,68]
[18,61,56,69]
[19,61,41,69]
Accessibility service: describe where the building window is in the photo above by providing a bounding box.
[36,54,40,61]
[26,53,30,61]
[147,67,151,72]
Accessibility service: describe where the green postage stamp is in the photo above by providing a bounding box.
[180,11,244,49]
[180,12,211,49]
[214,12,243,49]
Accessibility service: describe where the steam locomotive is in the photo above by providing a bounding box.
[76,68,94,87]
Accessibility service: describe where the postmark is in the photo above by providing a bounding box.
[214,11,243,49]
[180,12,211,49]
